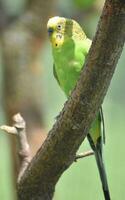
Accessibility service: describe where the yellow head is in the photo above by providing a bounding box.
[47,16,85,48]
[47,16,66,48]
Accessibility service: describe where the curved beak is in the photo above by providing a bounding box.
[47,27,54,36]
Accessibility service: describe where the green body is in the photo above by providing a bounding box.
[53,38,89,94]
[53,36,100,145]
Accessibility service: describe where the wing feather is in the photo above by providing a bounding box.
[53,64,60,86]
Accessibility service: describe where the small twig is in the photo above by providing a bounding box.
[0,125,17,134]
[75,150,94,161]
[0,113,31,183]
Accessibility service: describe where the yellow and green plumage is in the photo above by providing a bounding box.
[47,16,110,200]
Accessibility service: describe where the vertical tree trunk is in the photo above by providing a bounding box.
[1,0,55,176]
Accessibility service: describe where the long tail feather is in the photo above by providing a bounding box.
[94,149,111,200]
[87,134,111,200]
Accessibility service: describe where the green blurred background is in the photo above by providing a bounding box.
[0,0,125,199]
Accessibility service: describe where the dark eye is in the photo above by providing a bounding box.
[57,24,62,30]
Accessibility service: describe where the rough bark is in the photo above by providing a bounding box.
[18,0,125,199]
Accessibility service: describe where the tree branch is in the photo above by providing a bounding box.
[18,0,125,199]
[75,150,94,161]
[0,113,31,183]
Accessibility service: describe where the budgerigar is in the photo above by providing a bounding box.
[47,16,111,200]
